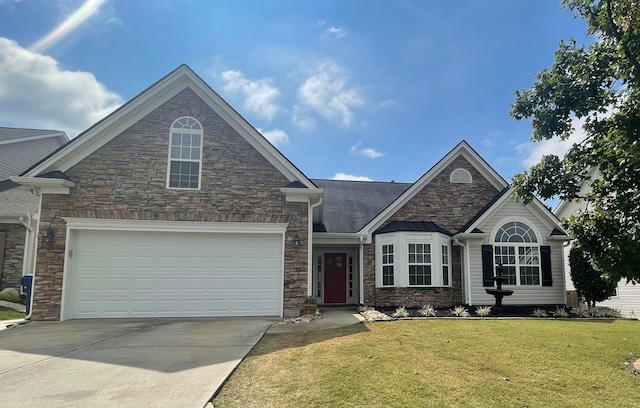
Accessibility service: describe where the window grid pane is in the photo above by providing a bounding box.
[408,243,431,286]
[409,265,432,286]
[382,244,394,286]
[169,119,202,189]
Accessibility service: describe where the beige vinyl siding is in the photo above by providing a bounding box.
[600,283,640,319]
[467,200,566,305]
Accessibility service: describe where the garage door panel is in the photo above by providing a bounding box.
[65,229,283,319]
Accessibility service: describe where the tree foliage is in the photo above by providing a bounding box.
[569,246,618,307]
[510,0,640,282]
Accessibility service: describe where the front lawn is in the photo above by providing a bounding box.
[213,320,640,408]
[0,307,24,321]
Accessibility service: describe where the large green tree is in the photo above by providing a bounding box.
[510,0,640,283]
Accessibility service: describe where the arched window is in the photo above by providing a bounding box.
[450,168,472,183]
[493,221,540,285]
[167,117,203,189]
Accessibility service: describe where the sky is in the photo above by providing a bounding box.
[0,0,592,184]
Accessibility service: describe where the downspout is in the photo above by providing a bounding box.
[359,235,364,305]
[27,192,42,321]
[18,213,35,278]
[454,238,472,306]
[307,196,323,297]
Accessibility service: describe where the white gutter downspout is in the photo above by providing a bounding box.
[359,235,364,305]
[454,238,472,306]
[308,196,323,297]
[18,213,35,279]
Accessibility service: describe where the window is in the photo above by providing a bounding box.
[494,221,540,285]
[382,244,394,286]
[168,117,203,189]
[408,243,431,286]
[376,232,451,288]
[450,168,472,183]
[442,244,450,286]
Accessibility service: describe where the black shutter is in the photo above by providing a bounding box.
[541,245,552,286]
[482,245,494,287]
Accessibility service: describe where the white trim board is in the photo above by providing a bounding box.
[62,218,289,234]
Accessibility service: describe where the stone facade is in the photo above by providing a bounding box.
[32,87,309,320]
[0,224,26,291]
[362,156,500,307]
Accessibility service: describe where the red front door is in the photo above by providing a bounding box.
[324,253,347,303]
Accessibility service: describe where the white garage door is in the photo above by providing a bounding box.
[64,229,283,319]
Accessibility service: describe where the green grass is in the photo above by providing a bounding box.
[0,306,24,321]
[213,320,640,408]
[0,293,22,303]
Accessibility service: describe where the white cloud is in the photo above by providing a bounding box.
[257,128,289,147]
[0,37,122,136]
[219,70,282,121]
[516,117,589,167]
[481,138,495,148]
[325,26,346,39]
[377,99,398,109]
[297,60,364,127]
[292,105,317,130]
[350,141,384,158]
[332,172,373,181]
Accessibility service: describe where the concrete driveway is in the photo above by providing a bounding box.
[0,318,273,408]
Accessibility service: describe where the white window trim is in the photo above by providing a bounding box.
[166,116,203,190]
[491,218,542,287]
[442,244,450,286]
[407,242,432,287]
[381,243,395,286]
[375,232,451,288]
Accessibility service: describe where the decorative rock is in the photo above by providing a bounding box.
[0,287,20,297]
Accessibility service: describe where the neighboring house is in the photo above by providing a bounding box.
[0,128,68,292]
[555,168,640,319]
[13,65,570,321]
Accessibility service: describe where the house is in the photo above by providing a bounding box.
[555,168,639,319]
[12,65,570,321]
[0,128,68,293]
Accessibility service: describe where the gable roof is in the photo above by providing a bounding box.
[21,64,316,189]
[358,141,509,236]
[311,179,411,233]
[0,127,68,181]
[457,186,567,237]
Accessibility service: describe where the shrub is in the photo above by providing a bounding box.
[449,306,470,317]
[552,306,569,318]
[418,304,437,317]
[532,308,549,318]
[392,306,409,318]
[590,306,623,318]
[474,306,492,317]
[571,307,590,318]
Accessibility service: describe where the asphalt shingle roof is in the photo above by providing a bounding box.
[0,181,39,217]
[0,127,68,180]
[311,179,412,233]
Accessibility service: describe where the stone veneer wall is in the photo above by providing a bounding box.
[0,224,26,291]
[362,155,500,307]
[32,87,308,320]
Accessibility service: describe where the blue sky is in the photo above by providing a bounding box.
[0,0,590,183]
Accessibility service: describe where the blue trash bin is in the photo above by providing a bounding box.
[20,274,33,316]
